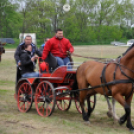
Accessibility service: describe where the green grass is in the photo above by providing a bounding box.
[0,89,8,93]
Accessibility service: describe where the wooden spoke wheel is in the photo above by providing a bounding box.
[75,95,96,114]
[35,81,56,117]
[56,89,71,111]
[17,82,33,113]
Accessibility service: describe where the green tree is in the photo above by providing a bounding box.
[0,0,21,38]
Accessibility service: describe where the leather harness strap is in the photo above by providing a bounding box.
[100,57,134,100]
[100,58,121,96]
[100,64,111,96]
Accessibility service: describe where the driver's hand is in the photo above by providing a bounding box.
[18,62,21,66]
[31,57,35,62]
[66,51,71,55]
[34,55,38,59]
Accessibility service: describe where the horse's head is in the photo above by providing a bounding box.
[0,42,6,62]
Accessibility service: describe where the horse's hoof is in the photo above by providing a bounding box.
[114,118,119,122]
[83,115,89,121]
[118,119,124,125]
[126,123,129,128]
[114,115,119,121]
[107,111,112,118]
[84,121,90,125]
[86,121,90,124]
[129,129,134,133]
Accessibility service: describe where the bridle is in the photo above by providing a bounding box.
[71,53,111,61]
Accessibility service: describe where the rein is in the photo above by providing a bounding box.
[71,53,111,61]
[58,79,133,96]
[71,52,134,74]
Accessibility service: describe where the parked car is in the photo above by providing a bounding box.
[127,39,134,46]
[111,41,126,46]
[0,38,15,44]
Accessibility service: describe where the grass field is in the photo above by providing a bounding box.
[0,45,133,134]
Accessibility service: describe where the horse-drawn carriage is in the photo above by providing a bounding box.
[15,53,96,117]
[14,43,134,132]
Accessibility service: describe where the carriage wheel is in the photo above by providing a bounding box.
[75,95,96,114]
[17,82,33,113]
[56,89,71,111]
[35,81,55,117]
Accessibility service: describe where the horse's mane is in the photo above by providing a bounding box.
[122,44,134,56]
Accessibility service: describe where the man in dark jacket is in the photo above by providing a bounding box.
[20,44,39,78]
[14,35,42,66]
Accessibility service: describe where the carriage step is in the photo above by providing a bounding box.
[55,86,70,97]
[55,86,69,90]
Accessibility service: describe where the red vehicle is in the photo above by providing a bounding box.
[15,54,96,117]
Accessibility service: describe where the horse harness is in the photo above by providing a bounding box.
[100,57,134,100]
[69,57,134,99]
[57,56,134,100]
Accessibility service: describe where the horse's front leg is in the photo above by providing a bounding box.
[114,94,128,125]
[119,102,134,132]
[125,95,134,132]
[114,93,134,132]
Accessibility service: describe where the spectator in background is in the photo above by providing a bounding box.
[39,38,50,54]
[14,35,42,66]
[20,44,39,78]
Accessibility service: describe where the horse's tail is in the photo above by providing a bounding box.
[71,72,79,97]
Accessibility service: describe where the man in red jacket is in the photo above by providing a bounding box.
[42,29,74,67]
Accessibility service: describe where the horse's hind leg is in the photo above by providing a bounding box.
[112,98,119,121]
[79,91,89,122]
[106,97,113,118]
[87,91,96,117]
[106,97,119,121]
[80,89,96,122]
[87,96,93,117]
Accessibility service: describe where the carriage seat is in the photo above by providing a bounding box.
[39,52,58,73]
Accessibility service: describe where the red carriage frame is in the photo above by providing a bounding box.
[15,57,96,117]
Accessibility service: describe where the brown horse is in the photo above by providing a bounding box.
[72,46,134,132]
[0,42,5,62]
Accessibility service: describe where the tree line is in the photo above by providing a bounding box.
[1,0,134,45]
